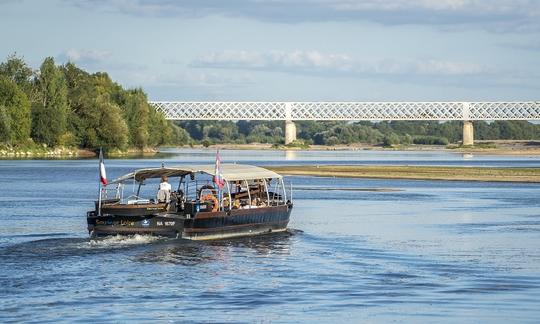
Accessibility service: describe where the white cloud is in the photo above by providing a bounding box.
[63,49,111,63]
[56,49,146,73]
[144,70,254,87]
[192,50,487,77]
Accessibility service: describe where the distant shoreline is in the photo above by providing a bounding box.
[266,165,540,183]
[1,140,540,159]
[210,141,540,156]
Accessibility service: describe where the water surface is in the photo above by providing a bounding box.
[0,149,539,322]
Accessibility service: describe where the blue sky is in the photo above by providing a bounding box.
[1,0,539,101]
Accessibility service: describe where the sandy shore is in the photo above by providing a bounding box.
[2,140,539,158]
[210,141,540,155]
[267,165,540,183]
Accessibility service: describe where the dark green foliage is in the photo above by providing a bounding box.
[96,99,129,149]
[301,121,384,145]
[178,119,540,146]
[382,133,401,146]
[32,57,69,146]
[118,89,150,148]
[0,54,34,99]
[413,136,449,145]
[0,76,31,144]
[0,55,191,150]
[0,104,10,143]
[473,121,540,140]
[177,120,283,144]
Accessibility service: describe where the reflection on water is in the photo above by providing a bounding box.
[285,150,297,160]
[1,151,540,322]
[159,147,540,167]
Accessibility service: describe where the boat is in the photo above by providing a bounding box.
[87,164,293,240]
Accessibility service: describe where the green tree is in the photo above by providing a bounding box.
[0,104,11,143]
[383,133,401,146]
[0,54,34,98]
[119,89,150,148]
[96,99,129,149]
[0,76,31,144]
[32,57,68,146]
[61,62,95,147]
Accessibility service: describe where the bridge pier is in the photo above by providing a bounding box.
[462,121,474,146]
[284,120,297,145]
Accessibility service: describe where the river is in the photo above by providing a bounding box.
[1,149,539,322]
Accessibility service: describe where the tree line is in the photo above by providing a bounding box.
[1,54,538,150]
[0,54,189,151]
[177,120,540,146]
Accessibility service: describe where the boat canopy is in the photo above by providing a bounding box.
[110,164,282,184]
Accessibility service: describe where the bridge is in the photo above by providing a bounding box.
[150,101,540,145]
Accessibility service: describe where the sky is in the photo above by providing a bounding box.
[1,0,539,101]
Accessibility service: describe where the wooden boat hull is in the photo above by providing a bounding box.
[87,214,184,238]
[183,204,292,240]
[87,203,293,240]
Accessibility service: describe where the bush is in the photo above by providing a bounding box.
[413,136,449,145]
[201,139,211,148]
[382,133,400,146]
[285,140,309,149]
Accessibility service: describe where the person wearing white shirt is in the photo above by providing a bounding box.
[157,176,172,203]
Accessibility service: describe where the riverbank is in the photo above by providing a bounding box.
[267,165,540,183]
[2,140,539,158]
[0,146,95,158]
[0,146,158,158]
[210,140,540,155]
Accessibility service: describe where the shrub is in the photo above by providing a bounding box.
[413,136,449,145]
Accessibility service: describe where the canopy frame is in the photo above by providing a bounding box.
[111,164,282,184]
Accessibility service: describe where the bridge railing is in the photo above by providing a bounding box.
[150,101,540,121]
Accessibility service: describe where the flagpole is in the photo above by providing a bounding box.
[215,148,222,211]
[98,148,103,216]
[217,148,220,211]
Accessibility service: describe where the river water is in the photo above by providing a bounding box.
[1,149,539,322]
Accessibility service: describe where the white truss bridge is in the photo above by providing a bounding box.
[149,101,540,145]
[150,101,540,121]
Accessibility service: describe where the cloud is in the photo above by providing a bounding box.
[137,70,256,100]
[60,49,111,64]
[153,70,254,87]
[69,0,540,32]
[56,49,146,71]
[190,49,540,89]
[191,49,487,77]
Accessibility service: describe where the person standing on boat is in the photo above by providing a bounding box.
[157,176,171,203]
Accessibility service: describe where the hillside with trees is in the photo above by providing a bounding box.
[1,54,539,154]
[0,54,189,153]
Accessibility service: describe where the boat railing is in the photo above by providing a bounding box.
[185,179,216,201]
[125,194,151,205]
[289,181,293,203]
[99,185,122,202]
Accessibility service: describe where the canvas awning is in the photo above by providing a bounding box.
[110,164,282,184]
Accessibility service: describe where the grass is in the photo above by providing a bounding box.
[267,165,540,183]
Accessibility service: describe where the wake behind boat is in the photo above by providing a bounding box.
[87,163,293,240]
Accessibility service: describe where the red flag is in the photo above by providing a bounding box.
[213,149,225,189]
[99,148,108,186]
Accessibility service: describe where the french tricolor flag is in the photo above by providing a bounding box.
[99,148,108,186]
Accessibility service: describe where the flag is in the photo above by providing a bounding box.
[213,149,225,189]
[99,148,108,186]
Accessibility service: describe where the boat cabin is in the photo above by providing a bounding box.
[101,164,290,213]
